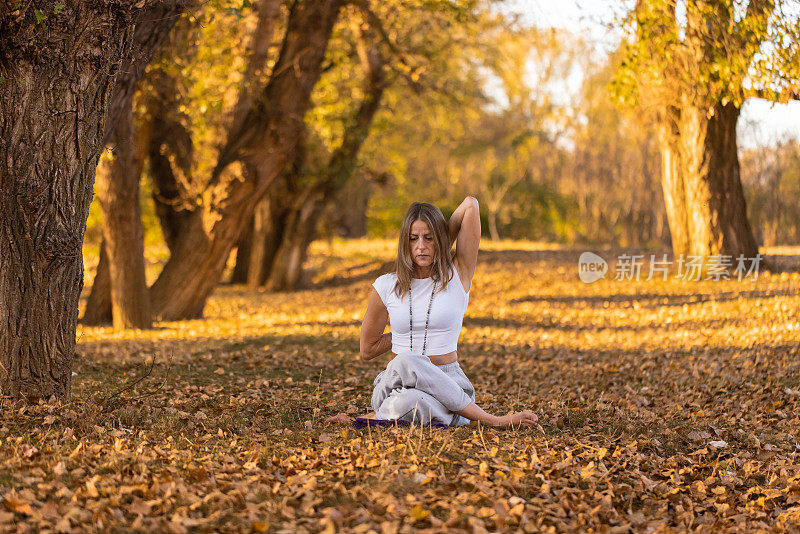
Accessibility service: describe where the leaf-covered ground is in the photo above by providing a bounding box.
[2,240,800,532]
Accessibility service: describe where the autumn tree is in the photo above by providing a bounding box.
[612,0,800,261]
[153,0,509,294]
[82,0,341,320]
[0,1,189,400]
[233,10,387,290]
[90,2,195,330]
[83,0,282,324]
[145,0,343,319]
[364,22,583,242]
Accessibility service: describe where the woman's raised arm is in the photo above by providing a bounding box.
[448,196,480,292]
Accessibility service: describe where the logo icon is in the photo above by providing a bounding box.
[578,252,607,283]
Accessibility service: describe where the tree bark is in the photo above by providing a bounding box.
[659,100,758,261]
[231,217,254,284]
[82,241,113,326]
[103,1,195,145]
[144,69,196,253]
[95,95,152,329]
[246,173,292,287]
[0,3,136,401]
[149,0,344,320]
[704,103,759,257]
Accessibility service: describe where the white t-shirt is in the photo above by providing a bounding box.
[372,265,470,356]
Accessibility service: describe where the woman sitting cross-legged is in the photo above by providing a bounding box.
[326,197,538,429]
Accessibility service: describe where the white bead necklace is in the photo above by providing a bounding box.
[409,278,436,356]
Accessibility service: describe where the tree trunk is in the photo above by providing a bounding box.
[659,100,758,261]
[232,169,292,286]
[227,0,285,286]
[160,0,284,281]
[82,241,113,325]
[704,103,759,257]
[95,95,152,329]
[149,0,343,320]
[324,173,370,237]
[144,69,196,253]
[247,175,292,287]
[265,189,321,291]
[82,2,192,326]
[231,217,254,284]
[0,3,136,401]
[104,1,195,145]
[227,0,284,136]
[488,207,500,241]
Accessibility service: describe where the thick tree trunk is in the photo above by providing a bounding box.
[0,4,135,401]
[95,95,152,329]
[82,241,113,326]
[160,0,283,278]
[149,0,343,320]
[704,103,759,257]
[659,101,758,261]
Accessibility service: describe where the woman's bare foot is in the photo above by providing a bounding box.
[324,413,355,424]
[325,411,380,424]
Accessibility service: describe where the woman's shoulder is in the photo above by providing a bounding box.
[374,271,397,284]
[373,272,397,293]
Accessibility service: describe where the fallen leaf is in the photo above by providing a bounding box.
[409,504,430,521]
[1,498,33,516]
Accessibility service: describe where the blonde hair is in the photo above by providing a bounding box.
[393,202,455,298]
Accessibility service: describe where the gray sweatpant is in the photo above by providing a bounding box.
[371,352,476,427]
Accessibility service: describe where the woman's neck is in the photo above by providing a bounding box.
[412,266,433,279]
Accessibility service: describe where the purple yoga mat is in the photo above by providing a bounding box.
[351,417,450,429]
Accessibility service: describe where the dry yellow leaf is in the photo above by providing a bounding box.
[251,521,269,532]
[409,504,430,521]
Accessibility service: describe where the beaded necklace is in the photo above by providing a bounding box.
[409,278,437,356]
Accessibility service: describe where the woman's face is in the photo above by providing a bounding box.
[409,219,436,268]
